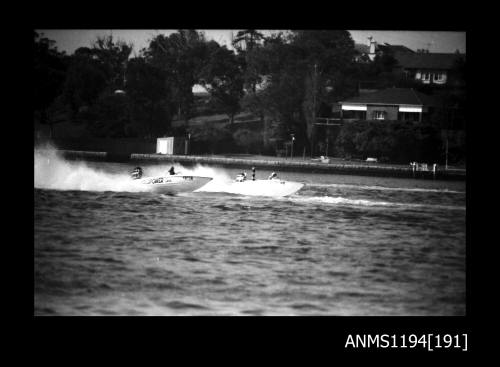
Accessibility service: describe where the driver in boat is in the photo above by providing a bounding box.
[235,172,247,182]
[131,167,143,179]
[268,172,278,180]
[168,166,176,175]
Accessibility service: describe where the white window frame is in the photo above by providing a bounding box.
[433,72,444,82]
[399,106,422,113]
[373,111,386,120]
[341,104,367,111]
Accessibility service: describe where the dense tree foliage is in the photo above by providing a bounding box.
[62,47,108,114]
[125,57,171,138]
[199,45,245,124]
[34,31,68,135]
[232,128,262,154]
[232,29,265,94]
[142,30,211,122]
[34,30,465,163]
[336,120,442,163]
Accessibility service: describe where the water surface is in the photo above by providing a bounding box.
[34,151,466,315]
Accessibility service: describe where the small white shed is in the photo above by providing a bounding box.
[156,137,174,155]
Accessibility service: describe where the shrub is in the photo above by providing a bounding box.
[335,120,443,164]
[189,124,234,154]
[232,129,263,154]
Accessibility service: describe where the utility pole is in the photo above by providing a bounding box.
[185,132,191,155]
[445,135,449,170]
[310,63,317,158]
[291,134,295,160]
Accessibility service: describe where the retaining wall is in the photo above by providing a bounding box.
[47,150,465,180]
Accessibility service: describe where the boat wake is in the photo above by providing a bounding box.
[310,183,465,194]
[34,145,230,194]
[34,147,150,192]
[288,195,465,211]
[34,145,464,209]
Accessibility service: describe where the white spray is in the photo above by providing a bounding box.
[34,144,233,193]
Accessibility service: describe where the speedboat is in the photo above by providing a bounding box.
[230,178,304,197]
[139,174,213,194]
[199,178,304,197]
[130,167,212,194]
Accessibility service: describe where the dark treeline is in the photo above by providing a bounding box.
[34,30,466,164]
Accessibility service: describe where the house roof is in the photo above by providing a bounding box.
[377,43,415,54]
[340,88,437,106]
[354,43,370,54]
[395,52,464,70]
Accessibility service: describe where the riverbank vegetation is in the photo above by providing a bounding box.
[34,30,466,164]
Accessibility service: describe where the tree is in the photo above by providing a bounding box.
[372,53,399,74]
[253,33,305,131]
[62,47,108,115]
[34,31,68,136]
[87,92,131,137]
[62,35,133,119]
[143,30,210,123]
[125,57,171,138]
[232,128,262,154]
[199,45,245,124]
[292,30,356,154]
[232,29,265,52]
[91,34,133,91]
[189,123,233,154]
[232,29,265,93]
[335,120,443,163]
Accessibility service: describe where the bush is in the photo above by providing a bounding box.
[232,129,263,154]
[189,124,234,154]
[336,120,443,164]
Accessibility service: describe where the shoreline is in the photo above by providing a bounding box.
[40,149,466,181]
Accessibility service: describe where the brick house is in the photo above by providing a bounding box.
[358,37,465,87]
[394,52,465,85]
[338,88,437,123]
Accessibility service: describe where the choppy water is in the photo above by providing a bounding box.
[34,148,466,316]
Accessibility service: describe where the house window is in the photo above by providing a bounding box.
[433,73,444,82]
[421,72,430,81]
[373,111,386,120]
[399,112,420,122]
[342,110,367,120]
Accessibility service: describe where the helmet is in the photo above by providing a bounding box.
[131,167,143,179]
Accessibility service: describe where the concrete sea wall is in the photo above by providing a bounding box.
[48,150,466,181]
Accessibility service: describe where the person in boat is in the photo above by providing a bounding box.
[131,167,143,179]
[235,172,247,182]
[268,172,278,180]
[168,166,176,175]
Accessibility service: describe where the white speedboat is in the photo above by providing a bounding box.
[130,166,212,194]
[198,178,304,197]
[139,174,213,194]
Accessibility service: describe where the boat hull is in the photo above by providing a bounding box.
[140,175,212,194]
[198,179,304,197]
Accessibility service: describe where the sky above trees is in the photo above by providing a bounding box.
[37,30,466,56]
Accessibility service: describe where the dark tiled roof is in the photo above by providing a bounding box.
[354,43,370,54]
[377,43,415,54]
[395,52,464,70]
[341,88,436,106]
